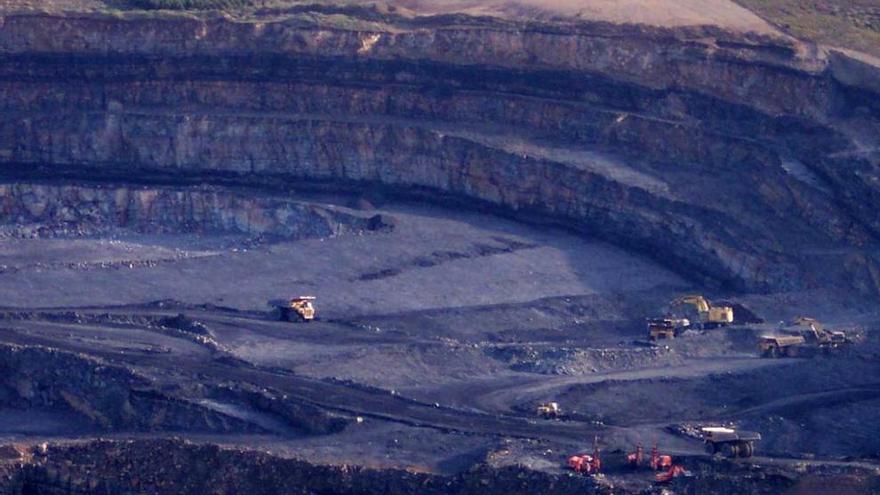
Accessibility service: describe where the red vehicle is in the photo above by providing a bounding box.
[568,453,601,474]
[655,465,688,484]
[649,443,673,471]
[628,442,672,471]
[568,437,601,475]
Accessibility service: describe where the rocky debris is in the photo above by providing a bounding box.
[2,439,873,495]
[0,439,606,495]
[158,313,211,336]
[661,455,880,495]
[486,345,683,375]
[155,313,227,352]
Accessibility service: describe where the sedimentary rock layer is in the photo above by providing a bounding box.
[0,10,878,293]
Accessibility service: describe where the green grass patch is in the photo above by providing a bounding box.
[736,0,880,57]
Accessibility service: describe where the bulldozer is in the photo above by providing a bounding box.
[276,296,316,322]
[647,317,690,341]
[670,295,733,329]
[758,317,850,358]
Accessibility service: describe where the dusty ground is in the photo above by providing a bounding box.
[0,182,878,492]
[0,0,778,34]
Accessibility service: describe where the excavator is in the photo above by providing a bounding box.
[670,295,733,329]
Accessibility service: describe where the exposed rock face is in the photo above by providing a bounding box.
[0,182,392,239]
[0,10,878,294]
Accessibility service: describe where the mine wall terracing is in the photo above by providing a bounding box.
[0,11,878,294]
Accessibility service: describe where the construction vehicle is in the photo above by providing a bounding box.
[628,442,672,470]
[276,296,316,322]
[626,443,644,467]
[655,465,689,484]
[536,402,561,419]
[790,317,849,346]
[758,317,851,358]
[649,443,673,471]
[670,295,733,328]
[568,437,601,475]
[758,335,807,357]
[647,318,690,341]
[702,427,760,458]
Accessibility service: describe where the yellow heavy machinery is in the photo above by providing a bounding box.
[277,296,316,322]
[757,335,806,357]
[670,295,733,329]
[647,317,690,341]
[758,317,850,358]
[537,402,561,419]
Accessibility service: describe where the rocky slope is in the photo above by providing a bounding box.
[0,7,878,296]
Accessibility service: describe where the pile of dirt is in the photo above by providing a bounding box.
[158,313,211,336]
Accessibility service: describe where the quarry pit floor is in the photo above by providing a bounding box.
[0,181,878,492]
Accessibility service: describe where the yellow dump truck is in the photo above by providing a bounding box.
[758,317,851,358]
[647,318,690,341]
[276,296,316,322]
[757,335,806,357]
[537,402,561,419]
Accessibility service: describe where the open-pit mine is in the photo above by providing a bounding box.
[0,0,879,493]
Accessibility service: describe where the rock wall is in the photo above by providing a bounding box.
[0,182,391,239]
[0,10,878,294]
